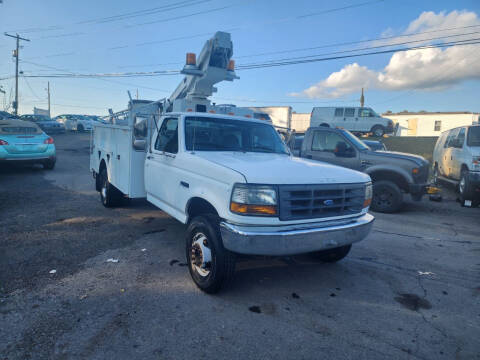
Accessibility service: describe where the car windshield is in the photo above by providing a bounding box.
[31,115,50,121]
[467,126,480,146]
[185,116,289,154]
[341,129,370,151]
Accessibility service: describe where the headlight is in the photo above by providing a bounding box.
[230,184,277,216]
[364,182,372,209]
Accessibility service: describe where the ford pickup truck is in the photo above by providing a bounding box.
[299,127,430,213]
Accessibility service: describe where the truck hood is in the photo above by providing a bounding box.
[366,150,428,166]
[195,152,370,184]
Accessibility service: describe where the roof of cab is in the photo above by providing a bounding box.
[169,112,269,125]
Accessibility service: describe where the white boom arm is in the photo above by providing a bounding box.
[165,31,238,112]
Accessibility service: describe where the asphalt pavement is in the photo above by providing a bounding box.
[1,133,479,360]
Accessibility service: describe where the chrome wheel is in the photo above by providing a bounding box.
[459,176,466,195]
[190,232,212,277]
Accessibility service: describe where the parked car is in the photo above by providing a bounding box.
[299,127,430,213]
[0,118,56,169]
[0,111,19,120]
[432,125,480,204]
[363,140,387,151]
[20,114,65,134]
[55,114,93,132]
[311,107,394,137]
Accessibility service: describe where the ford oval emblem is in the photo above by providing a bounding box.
[323,199,334,206]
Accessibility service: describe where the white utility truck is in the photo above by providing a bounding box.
[90,32,374,293]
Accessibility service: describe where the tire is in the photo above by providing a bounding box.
[319,123,330,128]
[310,245,352,263]
[432,164,439,185]
[459,169,474,204]
[77,124,84,132]
[99,168,122,207]
[371,125,385,137]
[186,215,236,293]
[371,180,403,213]
[43,159,56,170]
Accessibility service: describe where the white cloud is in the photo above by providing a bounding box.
[292,10,480,99]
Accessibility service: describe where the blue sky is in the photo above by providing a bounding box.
[0,0,479,116]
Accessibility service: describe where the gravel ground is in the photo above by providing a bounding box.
[1,133,479,360]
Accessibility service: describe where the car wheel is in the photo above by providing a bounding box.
[43,159,56,170]
[99,168,122,207]
[459,169,474,205]
[77,124,84,132]
[371,125,385,137]
[186,215,236,294]
[432,164,439,185]
[371,180,403,213]
[310,245,352,262]
[319,123,330,127]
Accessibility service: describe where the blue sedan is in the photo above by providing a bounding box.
[0,119,56,169]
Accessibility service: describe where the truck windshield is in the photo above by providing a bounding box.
[341,130,370,151]
[185,116,289,154]
[467,126,480,146]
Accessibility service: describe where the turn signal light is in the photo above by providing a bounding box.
[363,198,372,208]
[412,168,419,174]
[230,202,277,216]
[227,59,235,71]
[44,137,54,144]
[0,139,8,145]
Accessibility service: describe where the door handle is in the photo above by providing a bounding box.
[361,160,371,166]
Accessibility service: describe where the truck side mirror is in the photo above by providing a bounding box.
[134,117,147,138]
[133,139,146,151]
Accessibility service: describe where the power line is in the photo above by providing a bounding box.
[238,31,480,67]
[236,38,480,70]
[22,75,43,101]
[18,39,480,79]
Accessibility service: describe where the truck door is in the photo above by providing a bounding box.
[450,127,466,180]
[443,128,459,178]
[144,117,181,214]
[304,129,359,170]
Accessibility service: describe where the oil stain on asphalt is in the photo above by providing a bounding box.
[394,293,432,311]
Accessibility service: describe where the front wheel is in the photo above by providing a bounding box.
[459,169,475,205]
[77,124,85,132]
[186,216,236,293]
[371,125,385,137]
[371,180,403,213]
[310,245,352,262]
[43,159,56,170]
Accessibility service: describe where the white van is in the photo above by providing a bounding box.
[311,107,394,136]
[433,125,480,204]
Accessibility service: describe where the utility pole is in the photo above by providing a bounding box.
[47,82,51,117]
[360,87,365,108]
[4,33,30,115]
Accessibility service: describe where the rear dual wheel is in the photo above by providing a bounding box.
[99,168,122,207]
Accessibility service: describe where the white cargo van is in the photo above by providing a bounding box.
[311,107,394,136]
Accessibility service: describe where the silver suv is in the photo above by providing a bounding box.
[433,125,480,204]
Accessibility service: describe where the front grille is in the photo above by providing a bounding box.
[278,183,365,221]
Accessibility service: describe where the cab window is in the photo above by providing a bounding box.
[358,108,375,117]
[155,117,178,153]
[312,131,353,153]
[452,128,466,148]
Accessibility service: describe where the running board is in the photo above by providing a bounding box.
[437,175,459,185]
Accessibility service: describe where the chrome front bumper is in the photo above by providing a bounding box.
[220,213,374,256]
